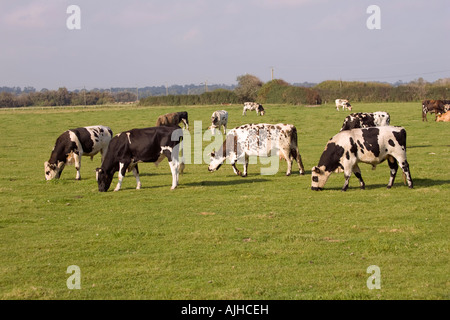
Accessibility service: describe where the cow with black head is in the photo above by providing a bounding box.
[96,126,183,192]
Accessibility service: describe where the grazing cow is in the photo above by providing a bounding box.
[422,100,445,121]
[209,110,229,134]
[436,110,450,122]
[156,111,189,129]
[45,125,113,181]
[340,112,390,131]
[208,123,305,177]
[311,126,413,191]
[96,126,183,192]
[335,99,352,111]
[243,102,265,116]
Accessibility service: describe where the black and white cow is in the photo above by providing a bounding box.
[243,102,265,116]
[311,126,413,191]
[96,126,183,192]
[208,123,305,177]
[335,99,352,111]
[209,110,228,134]
[340,112,390,131]
[45,125,113,180]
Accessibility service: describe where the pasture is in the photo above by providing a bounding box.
[0,102,448,300]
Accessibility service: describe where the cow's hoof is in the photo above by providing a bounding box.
[241,174,247,178]
[286,172,291,176]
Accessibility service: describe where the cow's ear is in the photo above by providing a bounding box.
[210,150,215,157]
[96,168,103,173]
[313,166,321,174]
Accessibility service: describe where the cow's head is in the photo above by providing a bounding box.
[311,166,331,191]
[208,151,224,172]
[44,161,65,180]
[96,168,113,192]
[346,102,352,110]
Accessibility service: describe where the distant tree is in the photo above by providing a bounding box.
[234,74,263,102]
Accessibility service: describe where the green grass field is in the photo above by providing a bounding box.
[0,102,448,300]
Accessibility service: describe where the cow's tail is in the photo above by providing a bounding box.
[289,126,305,174]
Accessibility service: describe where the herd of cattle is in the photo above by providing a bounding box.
[44,99,447,192]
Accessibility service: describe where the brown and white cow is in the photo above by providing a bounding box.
[243,102,265,116]
[208,123,305,177]
[45,125,113,180]
[335,99,352,111]
[422,100,445,121]
[340,112,390,131]
[311,126,413,191]
[156,111,189,129]
[209,110,228,134]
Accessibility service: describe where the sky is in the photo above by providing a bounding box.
[1,0,449,90]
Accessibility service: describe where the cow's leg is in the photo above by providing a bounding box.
[132,164,141,190]
[341,166,353,191]
[242,154,249,177]
[291,147,305,175]
[223,124,227,134]
[114,162,129,191]
[230,159,241,176]
[386,156,398,189]
[400,159,413,189]
[353,165,365,190]
[168,159,179,190]
[74,152,82,180]
[162,149,179,189]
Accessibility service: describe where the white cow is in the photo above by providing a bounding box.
[335,99,352,111]
[209,110,228,134]
[243,102,265,116]
[208,123,305,177]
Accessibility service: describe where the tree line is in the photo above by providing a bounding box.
[1,77,449,108]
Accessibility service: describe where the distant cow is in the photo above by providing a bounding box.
[209,110,228,134]
[156,111,189,129]
[311,126,413,191]
[45,125,113,181]
[243,102,265,116]
[436,110,450,122]
[335,99,352,111]
[340,112,390,131]
[96,126,183,192]
[208,123,305,177]
[422,100,445,121]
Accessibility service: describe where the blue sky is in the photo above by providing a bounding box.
[1,0,449,90]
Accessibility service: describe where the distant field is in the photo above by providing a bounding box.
[0,102,448,300]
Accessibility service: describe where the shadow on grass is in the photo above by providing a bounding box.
[320,178,450,191]
[183,178,270,187]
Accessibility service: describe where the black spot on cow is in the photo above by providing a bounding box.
[362,127,380,157]
[318,142,345,172]
[349,137,358,155]
[388,139,395,147]
[393,129,407,150]
[312,176,318,182]
[73,127,94,154]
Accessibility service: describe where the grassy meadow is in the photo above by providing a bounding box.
[0,102,448,300]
